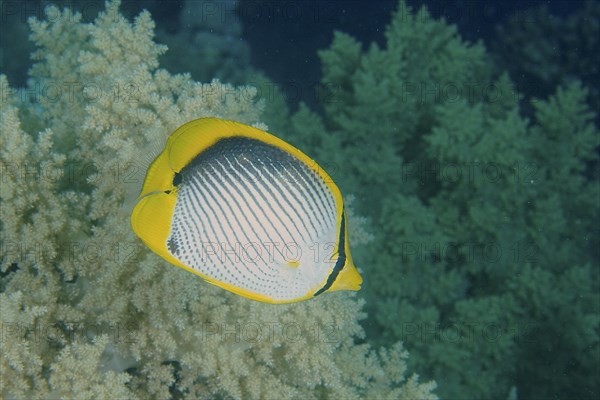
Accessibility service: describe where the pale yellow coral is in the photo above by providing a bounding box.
[0,1,436,399]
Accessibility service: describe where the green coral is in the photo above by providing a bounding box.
[492,0,600,116]
[277,1,599,399]
[0,1,437,399]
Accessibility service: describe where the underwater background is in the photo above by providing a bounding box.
[1,0,598,399]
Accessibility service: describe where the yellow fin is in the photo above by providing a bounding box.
[328,260,362,292]
[328,212,362,293]
[131,191,183,268]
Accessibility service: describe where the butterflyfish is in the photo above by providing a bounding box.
[130,118,362,304]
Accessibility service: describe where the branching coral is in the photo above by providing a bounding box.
[276,1,599,399]
[0,1,436,398]
[492,0,600,116]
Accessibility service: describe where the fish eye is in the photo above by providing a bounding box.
[173,171,182,186]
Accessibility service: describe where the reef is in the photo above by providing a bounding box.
[0,1,437,398]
